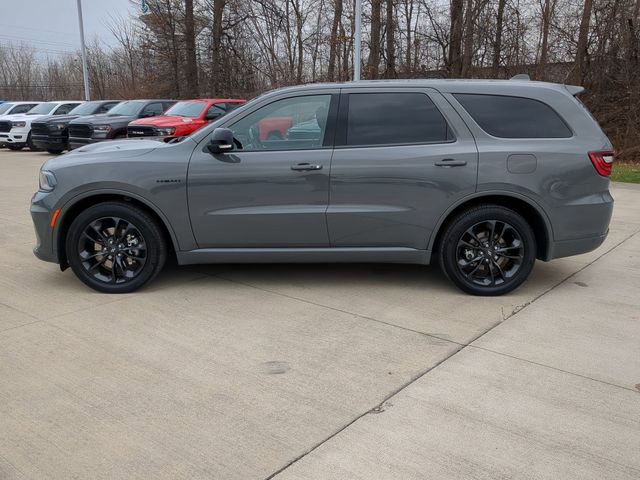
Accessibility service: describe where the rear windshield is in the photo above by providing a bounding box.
[165,101,207,118]
[108,100,145,116]
[27,102,58,115]
[0,103,13,115]
[454,94,572,138]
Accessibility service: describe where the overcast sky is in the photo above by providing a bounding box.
[0,0,139,57]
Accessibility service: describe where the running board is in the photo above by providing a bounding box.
[176,247,431,266]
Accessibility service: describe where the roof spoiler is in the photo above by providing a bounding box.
[565,85,585,96]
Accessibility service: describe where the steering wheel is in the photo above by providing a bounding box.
[247,124,263,150]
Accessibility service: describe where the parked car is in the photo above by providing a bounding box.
[127,98,246,140]
[31,100,123,154]
[0,101,41,147]
[1,101,83,150]
[68,99,175,149]
[31,78,614,295]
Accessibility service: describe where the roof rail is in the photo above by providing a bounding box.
[510,74,530,81]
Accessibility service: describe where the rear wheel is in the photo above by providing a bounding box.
[439,205,536,296]
[65,202,167,293]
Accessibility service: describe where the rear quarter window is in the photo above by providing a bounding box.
[453,93,572,138]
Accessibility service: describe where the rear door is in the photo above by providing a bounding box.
[327,87,478,249]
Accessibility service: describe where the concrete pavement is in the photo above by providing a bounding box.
[0,148,638,479]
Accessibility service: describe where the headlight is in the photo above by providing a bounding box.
[39,170,57,192]
[156,127,176,136]
[11,121,26,128]
[93,125,111,132]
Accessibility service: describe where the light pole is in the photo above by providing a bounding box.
[76,0,91,100]
[354,0,361,81]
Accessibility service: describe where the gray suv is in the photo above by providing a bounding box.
[31,79,614,295]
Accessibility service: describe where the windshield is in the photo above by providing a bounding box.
[27,102,58,115]
[165,101,207,118]
[0,103,13,115]
[69,101,106,116]
[108,100,145,116]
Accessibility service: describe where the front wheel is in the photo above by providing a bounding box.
[65,202,167,293]
[439,205,536,296]
[6,145,23,151]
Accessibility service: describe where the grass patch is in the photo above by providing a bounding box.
[611,162,640,184]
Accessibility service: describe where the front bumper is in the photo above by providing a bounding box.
[30,190,59,264]
[32,134,67,151]
[0,130,28,146]
[68,136,103,150]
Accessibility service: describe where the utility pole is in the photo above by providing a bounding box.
[354,0,362,81]
[76,0,91,100]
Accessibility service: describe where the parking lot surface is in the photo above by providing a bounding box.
[1,148,639,479]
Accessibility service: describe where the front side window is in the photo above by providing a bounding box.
[229,94,332,151]
[54,103,80,115]
[453,93,572,138]
[11,103,37,114]
[346,92,451,146]
[142,102,164,117]
[206,103,226,120]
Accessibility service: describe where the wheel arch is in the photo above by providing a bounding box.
[429,192,554,262]
[55,190,178,269]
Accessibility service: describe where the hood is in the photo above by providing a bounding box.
[70,113,134,126]
[70,138,174,155]
[129,115,202,127]
[37,114,82,125]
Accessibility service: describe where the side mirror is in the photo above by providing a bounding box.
[204,111,222,121]
[207,128,235,154]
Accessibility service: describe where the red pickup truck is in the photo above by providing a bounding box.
[127,98,246,139]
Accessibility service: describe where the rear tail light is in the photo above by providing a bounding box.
[588,150,614,177]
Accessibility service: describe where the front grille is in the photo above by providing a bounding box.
[31,122,49,136]
[68,124,93,138]
[127,125,156,137]
[0,121,11,133]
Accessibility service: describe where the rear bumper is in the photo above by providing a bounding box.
[549,231,608,260]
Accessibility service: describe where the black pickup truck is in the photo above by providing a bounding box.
[67,99,175,150]
[31,100,122,153]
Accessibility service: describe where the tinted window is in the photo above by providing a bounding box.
[142,102,164,116]
[206,103,226,119]
[346,93,450,146]
[12,104,36,114]
[54,103,80,115]
[454,94,572,138]
[229,95,332,151]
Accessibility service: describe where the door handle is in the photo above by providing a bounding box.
[291,163,323,171]
[434,158,467,167]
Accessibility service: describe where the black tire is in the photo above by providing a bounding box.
[47,149,64,154]
[6,145,23,151]
[65,202,167,293]
[438,205,536,296]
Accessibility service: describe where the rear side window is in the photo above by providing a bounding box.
[346,92,451,146]
[454,94,572,138]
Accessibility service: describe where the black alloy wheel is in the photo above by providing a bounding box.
[439,205,536,296]
[66,202,167,293]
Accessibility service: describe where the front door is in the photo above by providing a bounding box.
[327,87,478,249]
[187,92,338,248]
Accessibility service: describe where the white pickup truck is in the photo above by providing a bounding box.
[0,101,41,148]
[0,101,82,150]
